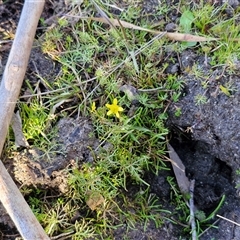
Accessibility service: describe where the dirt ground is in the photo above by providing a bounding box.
[1,0,240,239]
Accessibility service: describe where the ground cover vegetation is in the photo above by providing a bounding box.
[3,0,240,239]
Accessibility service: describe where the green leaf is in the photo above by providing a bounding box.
[219,84,231,97]
[181,41,197,49]
[180,10,194,33]
[180,10,197,49]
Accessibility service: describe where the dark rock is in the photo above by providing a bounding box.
[165,23,177,32]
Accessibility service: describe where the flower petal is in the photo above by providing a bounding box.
[113,98,118,105]
[107,110,113,116]
[91,102,96,112]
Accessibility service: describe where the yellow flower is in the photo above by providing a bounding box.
[91,102,96,112]
[106,98,124,118]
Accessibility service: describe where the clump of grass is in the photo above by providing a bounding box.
[21,3,178,237]
[179,1,240,71]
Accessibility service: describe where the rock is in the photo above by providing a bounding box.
[165,22,177,32]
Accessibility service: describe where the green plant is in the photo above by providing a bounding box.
[167,176,225,238]
[5,0,233,238]
[19,100,51,144]
[174,107,182,117]
[195,94,208,105]
[133,189,170,230]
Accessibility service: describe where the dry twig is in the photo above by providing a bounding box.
[0,0,49,239]
[189,179,197,240]
[217,214,240,227]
